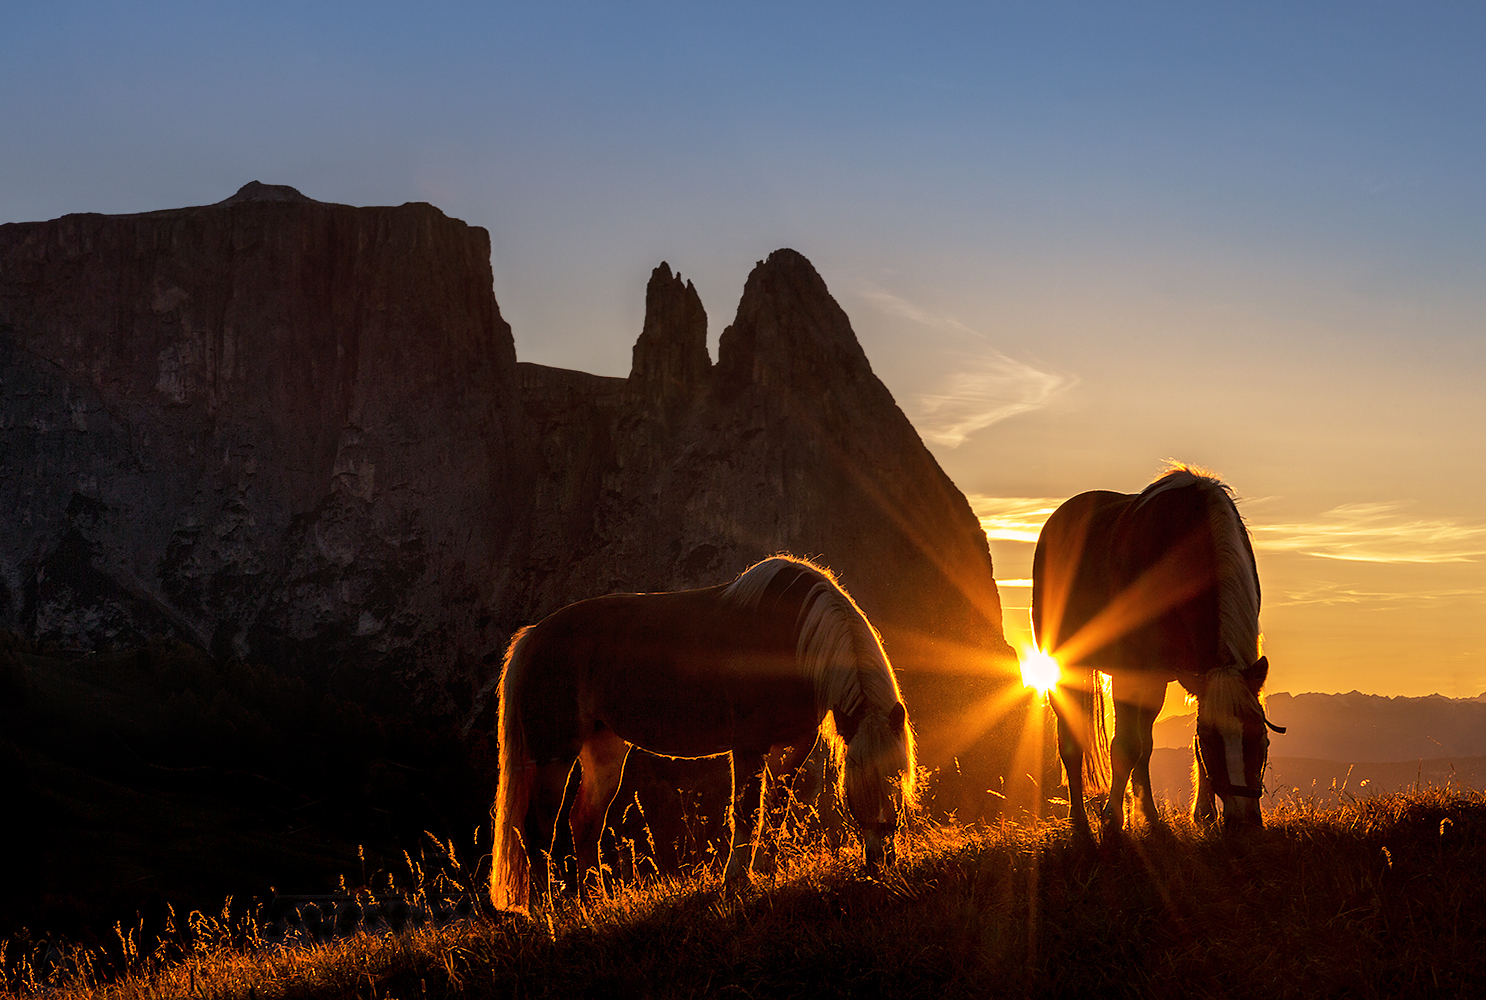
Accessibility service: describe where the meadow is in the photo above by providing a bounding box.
[5,786,1483,999]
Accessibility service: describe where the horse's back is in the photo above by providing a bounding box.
[1112,477,1237,674]
[514,584,819,758]
[1113,476,1220,580]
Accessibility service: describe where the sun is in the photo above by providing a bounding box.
[1019,648,1061,695]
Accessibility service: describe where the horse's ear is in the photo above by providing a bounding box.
[1244,655,1269,691]
[888,701,906,734]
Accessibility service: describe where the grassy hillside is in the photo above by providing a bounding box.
[0,632,489,945]
[7,788,1483,999]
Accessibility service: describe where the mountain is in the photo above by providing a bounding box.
[0,181,528,710]
[1154,690,1486,761]
[0,185,1028,821]
[1149,690,1486,809]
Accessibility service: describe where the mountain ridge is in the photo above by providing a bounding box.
[1155,689,1486,762]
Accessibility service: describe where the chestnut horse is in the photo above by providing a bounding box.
[1033,465,1284,840]
[490,556,917,911]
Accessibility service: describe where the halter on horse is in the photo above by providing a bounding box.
[1032,465,1283,840]
[490,555,917,912]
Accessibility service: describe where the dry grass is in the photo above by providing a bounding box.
[7,787,1485,999]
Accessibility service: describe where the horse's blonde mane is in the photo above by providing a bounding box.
[1196,665,1263,733]
[724,555,918,809]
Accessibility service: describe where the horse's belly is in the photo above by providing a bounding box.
[588,658,819,758]
[608,705,820,759]
[613,725,733,760]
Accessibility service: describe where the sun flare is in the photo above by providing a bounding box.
[1019,648,1061,694]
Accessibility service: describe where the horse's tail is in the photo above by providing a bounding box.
[1075,665,1111,794]
[491,626,535,913]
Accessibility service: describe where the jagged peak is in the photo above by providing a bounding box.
[629,261,710,389]
[716,247,875,390]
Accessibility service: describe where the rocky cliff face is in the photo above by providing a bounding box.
[511,255,1007,639]
[1,187,1036,817]
[0,182,530,709]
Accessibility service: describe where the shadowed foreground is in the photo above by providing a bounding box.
[7,788,1484,999]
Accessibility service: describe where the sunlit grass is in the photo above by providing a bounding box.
[7,787,1486,999]
[5,778,1480,998]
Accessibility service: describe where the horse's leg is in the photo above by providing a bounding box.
[754,737,819,876]
[769,738,818,826]
[1191,735,1218,827]
[724,748,768,883]
[570,729,630,898]
[1103,673,1166,835]
[524,758,578,904]
[769,739,814,800]
[1051,683,1090,842]
[1101,677,1141,838]
[1129,678,1167,829]
[795,739,839,853]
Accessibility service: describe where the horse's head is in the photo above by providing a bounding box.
[837,700,916,874]
[1195,656,1280,830]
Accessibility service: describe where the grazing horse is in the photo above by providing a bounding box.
[1032,465,1284,840]
[490,556,917,912]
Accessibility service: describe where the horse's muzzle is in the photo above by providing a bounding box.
[1221,796,1264,831]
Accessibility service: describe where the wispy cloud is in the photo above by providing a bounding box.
[858,287,982,338]
[1268,582,1486,608]
[1250,503,1486,564]
[966,496,1064,543]
[916,355,1071,447]
[858,288,1074,448]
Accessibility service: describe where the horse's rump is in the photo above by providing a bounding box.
[1032,489,1130,670]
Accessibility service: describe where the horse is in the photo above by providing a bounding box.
[1031,464,1284,841]
[489,555,918,912]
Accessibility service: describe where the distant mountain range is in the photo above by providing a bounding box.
[1148,690,1486,808]
[1154,690,1486,760]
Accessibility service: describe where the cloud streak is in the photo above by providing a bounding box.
[969,494,1486,567]
[858,288,1074,448]
[1250,503,1486,564]
[858,287,981,338]
[1267,581,1486,608]
[915,354,1071,447]
[966,495,1064,544]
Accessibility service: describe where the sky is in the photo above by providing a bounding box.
[3,2,1483,702]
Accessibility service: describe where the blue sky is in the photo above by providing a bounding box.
[3,3,1483,699]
